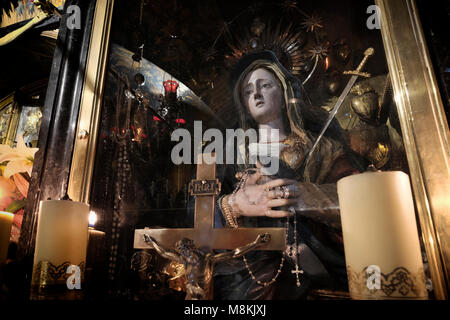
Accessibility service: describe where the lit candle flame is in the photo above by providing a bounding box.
[89,211,97,227]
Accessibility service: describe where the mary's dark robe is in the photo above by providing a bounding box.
[208,130,359,300]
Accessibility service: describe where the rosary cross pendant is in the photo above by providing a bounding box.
[291,265,304,287]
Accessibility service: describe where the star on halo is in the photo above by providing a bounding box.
[281,0,298,12]
[308,45,328,60]
[301,15,324,32]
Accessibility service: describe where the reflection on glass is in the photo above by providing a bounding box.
[88,0,421,300]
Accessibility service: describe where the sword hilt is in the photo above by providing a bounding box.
[343,47,375,78]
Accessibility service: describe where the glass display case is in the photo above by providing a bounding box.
[14,0,449,301]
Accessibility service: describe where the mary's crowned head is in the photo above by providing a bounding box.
[229,50,343,144]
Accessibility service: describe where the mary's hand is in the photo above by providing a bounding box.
[233,178,298,218]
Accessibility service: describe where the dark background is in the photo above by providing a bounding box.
[1,0,448,122]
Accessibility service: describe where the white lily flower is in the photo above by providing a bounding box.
[0,135,38,178]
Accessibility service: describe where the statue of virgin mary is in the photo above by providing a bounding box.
[209,50,364,300]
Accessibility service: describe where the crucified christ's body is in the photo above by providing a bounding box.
[143,233,271,300]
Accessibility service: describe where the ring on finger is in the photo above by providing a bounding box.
[282,186,289,199]
[276,187,284,199]
[278,190,284,199]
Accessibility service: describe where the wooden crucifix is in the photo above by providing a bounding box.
[133,153,286,299]
[134,153,286,250]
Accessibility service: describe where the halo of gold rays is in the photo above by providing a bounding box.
[225,19,308,77]
[207,2,327,84]
[200,2,329,125]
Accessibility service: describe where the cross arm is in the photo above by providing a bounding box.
[134,227,285,251]
[142,234,183,263]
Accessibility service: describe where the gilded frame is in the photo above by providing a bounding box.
[375,0,450,299]
[67,0,114,203]
[0,93,19,146]
[68,0,450,299]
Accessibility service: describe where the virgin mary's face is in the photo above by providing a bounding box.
[242,68,284,125]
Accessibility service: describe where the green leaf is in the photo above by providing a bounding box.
[6,199,27,213]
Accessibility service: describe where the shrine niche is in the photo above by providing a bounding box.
[70,0,436,300]
[9,0,449,302]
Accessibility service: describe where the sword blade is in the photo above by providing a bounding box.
[305,74,359,168]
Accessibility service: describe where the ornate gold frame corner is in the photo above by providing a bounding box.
[376,0,450,299]
[0,93,20,146]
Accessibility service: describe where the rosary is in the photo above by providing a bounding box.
[232,170,304,288]
[288,207,304,287]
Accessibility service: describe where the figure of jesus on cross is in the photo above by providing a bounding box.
[134,153,286,300]
[143,233,271,300]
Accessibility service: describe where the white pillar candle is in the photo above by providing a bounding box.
[31,200,90,300]
[33,200,90,267]
[337,171,427,299]
[0,211,14,264]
